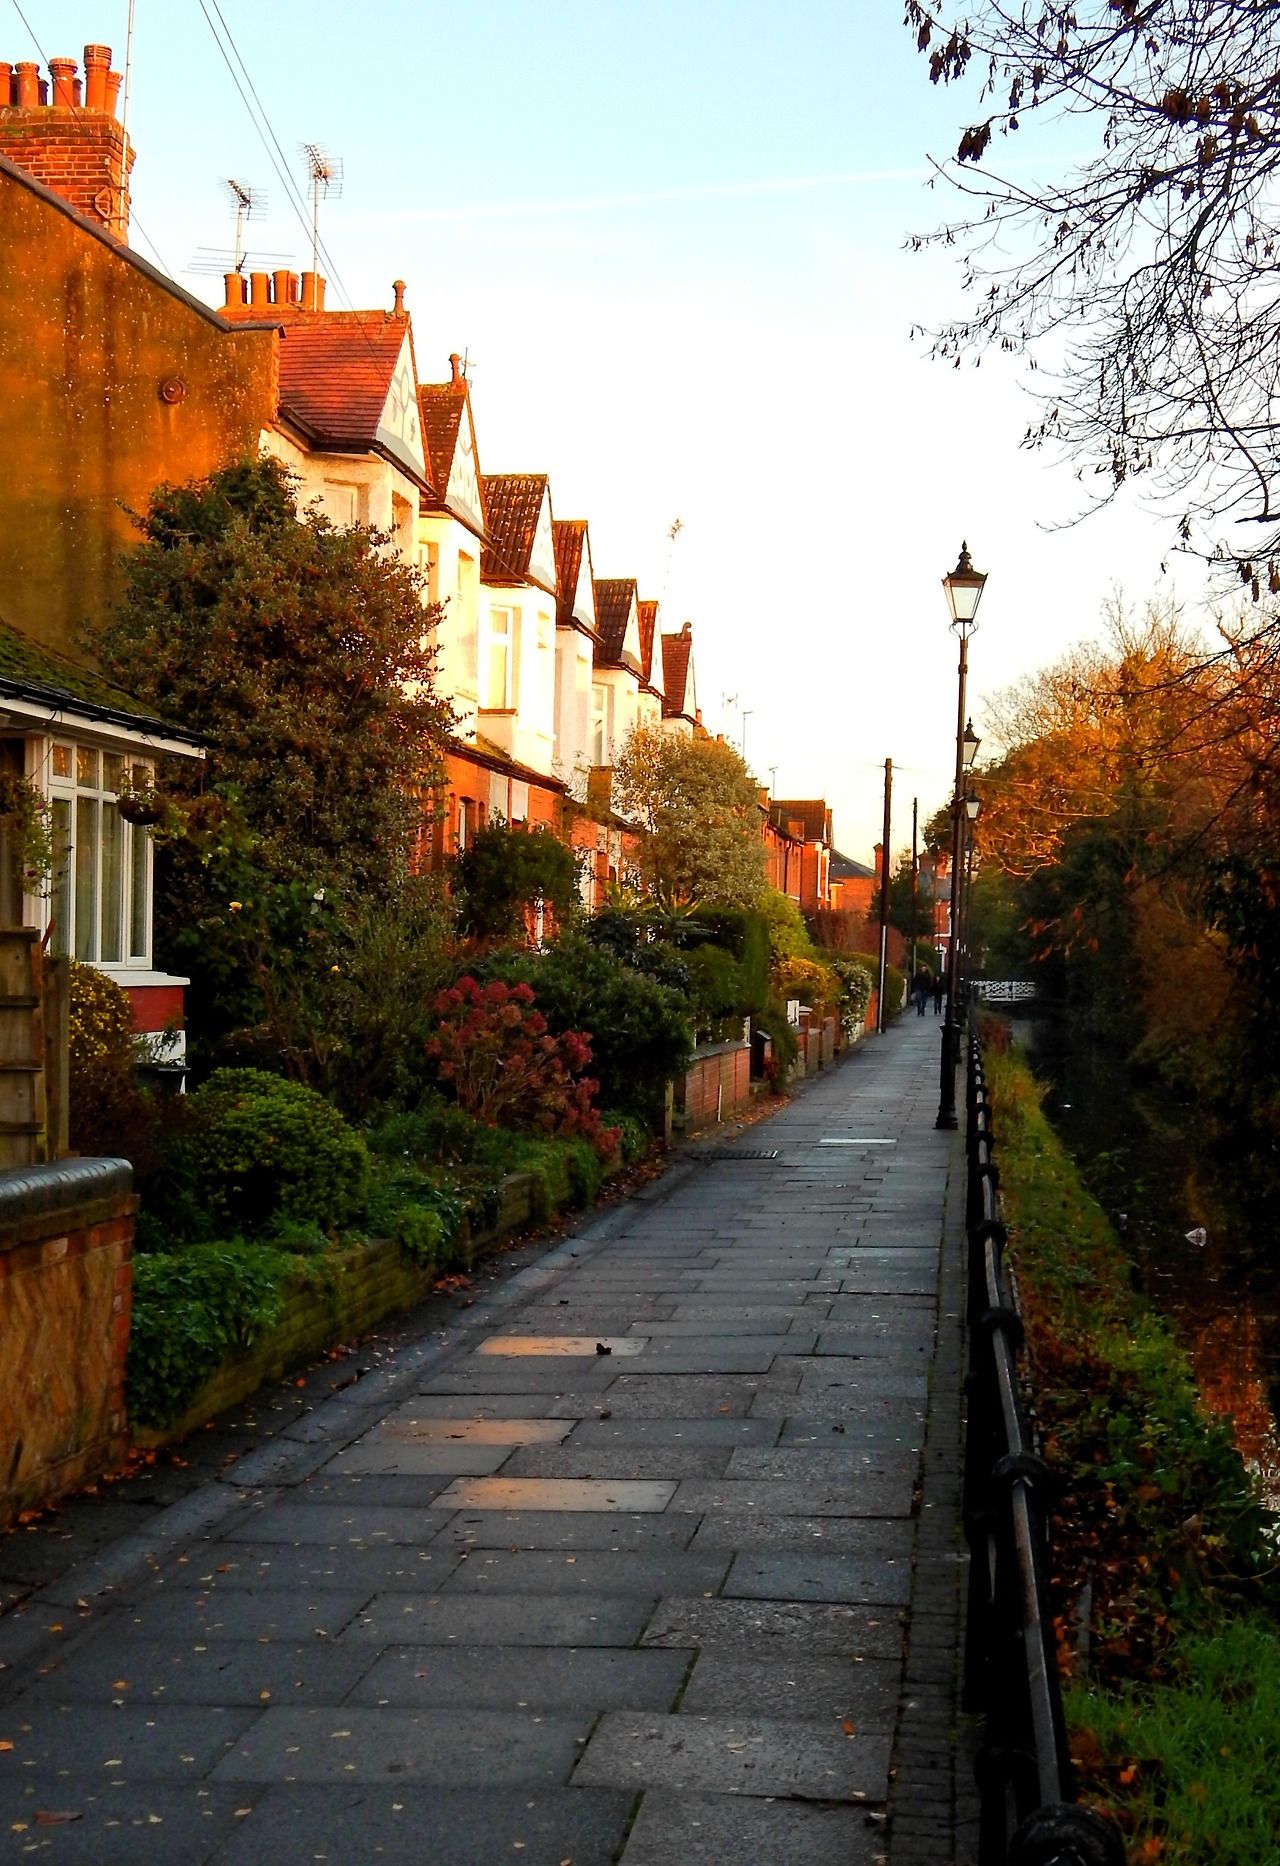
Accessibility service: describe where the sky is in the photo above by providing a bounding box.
[25,1,1212,860]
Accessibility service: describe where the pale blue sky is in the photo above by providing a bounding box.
[28,1,1200,857]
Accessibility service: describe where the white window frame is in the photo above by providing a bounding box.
[483,605,516,710]
[590,683,608,766]
[46,740,153,969]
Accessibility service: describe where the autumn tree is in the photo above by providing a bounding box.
[99,457,454,1071]
[905,3,1280,581]
[610,726,767,909]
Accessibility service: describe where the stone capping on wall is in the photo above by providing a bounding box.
[0,1156,133,1241]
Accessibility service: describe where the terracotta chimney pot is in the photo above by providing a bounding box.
[315,275,326,310]
[392,279,406,314]
[287,271,300,303]
[83,43,110,111]
[249,270,270,307]
[449,352,464,386]
[0,64,11,105]
[104,69,122,116]
[14,62,39,107]
[223,272,247,308]
[272,268,292,306]
[49,57,77,108]
[300,270,319,311]
[72,77,82,105]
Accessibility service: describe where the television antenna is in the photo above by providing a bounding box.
[661,515,683,605]
[222,176,265,270]
[300,143,343,278]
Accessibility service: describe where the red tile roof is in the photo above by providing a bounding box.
[482,473,555,593]
[419,383,465,499]
[769,799,833,844]
[273,313,422,464]
[637,600,660,685]
[593,578,639,667]
[661,623,694,717]
[553,519,586,626]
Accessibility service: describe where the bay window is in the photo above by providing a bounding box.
[47,742,152,967]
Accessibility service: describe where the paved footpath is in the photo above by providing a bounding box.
[0,1014,977,1864]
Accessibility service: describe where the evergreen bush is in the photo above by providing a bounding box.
[185,1067,370,1233]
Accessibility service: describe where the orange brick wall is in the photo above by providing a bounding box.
[0,1168,137,1524]
[0,151,277,658]
[679,1044,752,1133]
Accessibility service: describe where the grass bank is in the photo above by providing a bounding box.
[983,1025,1280,1862]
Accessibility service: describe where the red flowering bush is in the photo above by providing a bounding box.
[425,977,620,1159]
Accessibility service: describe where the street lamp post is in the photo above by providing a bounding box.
[936,543,987,1131]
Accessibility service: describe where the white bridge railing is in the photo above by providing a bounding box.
[973,980,1039,1003]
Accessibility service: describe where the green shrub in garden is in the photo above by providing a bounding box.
[186,1067,370,1233]
[824,954,874,1034]
[477,932,693,1119]
[127,1241,295,1427]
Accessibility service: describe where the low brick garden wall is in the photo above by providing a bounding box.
[136,1171,546,1448]
[0,1159,136,1522]
[675,1039,752,1133]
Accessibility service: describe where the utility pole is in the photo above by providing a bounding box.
[877,759,892,1034]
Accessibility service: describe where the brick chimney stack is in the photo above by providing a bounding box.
[0,43,133,241]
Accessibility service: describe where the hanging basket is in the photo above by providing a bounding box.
[116,789,165,827]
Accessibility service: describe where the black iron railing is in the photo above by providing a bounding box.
[962,1033,1124,1866]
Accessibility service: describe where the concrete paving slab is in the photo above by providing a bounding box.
[222,1502,452,1547]
[640,1597,902,1658]
[725,1549,911,1606]
[18,1633,376,1708]
[476,1334,647,1357]
[429,1511,696,1552]
[686,1515,913,1557]
[568,1416,781,1449]
[619,1789,883,1866]
[392,1394,593,1421]
[0,1782,261,1865]
[416,1366,620,1394]
[160,1543,460,1596]
[498,1446,731,1481]
[0,1703,259,1778]
[668,1473,914,1517]
[113,1587,371,1643]
[678,1650,900,1724]
[572,1376,787,1417]
[573,1707,890,1799]
[342,1592,655,1648]
[748,1388,925,1423]
[374,1414,572,1445]
[619,1346,788,1374]
[440,1547,730,1597]
[209,1784,634,1866]
[321,1438,514,1476]
[273,1474,456,1508]
[724,1447,917,1483]
[348,1643,689,1711]
[211,1704,591,1785]
[794,1366,929,1400]
[433,1476,676,1512]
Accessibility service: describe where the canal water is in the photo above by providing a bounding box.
[1021,1015,1280,1508]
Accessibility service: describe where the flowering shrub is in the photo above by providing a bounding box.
[426,977,619,1159]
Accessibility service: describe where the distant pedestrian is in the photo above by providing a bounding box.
[932,973,945,1015]
[911,966,931,1016]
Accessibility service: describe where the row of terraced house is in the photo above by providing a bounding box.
[0,40,876,1058]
